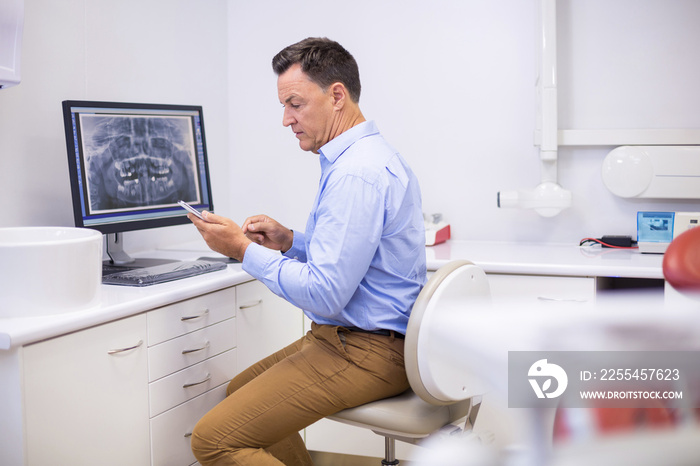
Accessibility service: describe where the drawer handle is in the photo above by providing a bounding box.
[184,432,193,438]
[107,340,143,355]
[183,373,212,388]
[181,309,210,321]
[182,341,210,355]
[239,299,263,309]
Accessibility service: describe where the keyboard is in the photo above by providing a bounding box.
[102,260,228,287]
[102,263,137,275]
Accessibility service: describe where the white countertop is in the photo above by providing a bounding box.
[0,247,254,351]
[426,240,664,279]
[0,240,665,351]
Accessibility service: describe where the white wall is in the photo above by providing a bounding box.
[1,0,698,250]
[227,0,700,244]
[0,0,229,253]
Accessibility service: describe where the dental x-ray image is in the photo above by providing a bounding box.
[79,114,200,213]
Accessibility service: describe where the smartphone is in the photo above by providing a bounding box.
[178,200,206,221]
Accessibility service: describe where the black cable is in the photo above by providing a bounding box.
[579,237,638,249]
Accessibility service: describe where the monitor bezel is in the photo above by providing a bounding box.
[62,100,214,235]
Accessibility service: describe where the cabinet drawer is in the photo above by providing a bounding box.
[150,383,227,466]
[148,286,237,345]
[487,274,595,304]
[236,279,265,310]
[148,318,237,381]
[149,348,237,417]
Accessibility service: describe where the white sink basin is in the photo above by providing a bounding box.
[0,227,103,317]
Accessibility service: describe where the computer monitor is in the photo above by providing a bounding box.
[62,100,214,265]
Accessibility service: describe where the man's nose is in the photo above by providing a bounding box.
[282,108,295,127]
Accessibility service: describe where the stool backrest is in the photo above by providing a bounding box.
[404,260,491,406]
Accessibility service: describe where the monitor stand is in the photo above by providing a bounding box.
[104,233,178,268]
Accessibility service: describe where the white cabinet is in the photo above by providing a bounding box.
[235,280,304,373]
[149,347,237,418]
[486,273,596,304]
[22,314,150,466]
[146,279,304,465]
[148,317,236,382]
[150,384,227,466]
[13,285,242,466]
[147,286,238,466]
[0,278,307,466]
[146,287,237,345]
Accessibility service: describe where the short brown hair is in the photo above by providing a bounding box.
[272,37,361,103]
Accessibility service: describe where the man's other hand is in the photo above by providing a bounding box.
[242,215,294,253]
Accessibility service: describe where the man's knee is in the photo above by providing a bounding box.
[226,375,243,396]
[190,416,221,464]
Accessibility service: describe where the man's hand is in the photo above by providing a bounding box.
[188,211,252,262]
[241,215,294,253]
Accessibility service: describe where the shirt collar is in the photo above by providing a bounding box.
[318,120,378,164]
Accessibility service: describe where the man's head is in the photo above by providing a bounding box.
[273,38,365,154]
[272,37,361,103]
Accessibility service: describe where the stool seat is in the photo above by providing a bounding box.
[329,389,472,438]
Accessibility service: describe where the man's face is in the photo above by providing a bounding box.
[277,64,335,154]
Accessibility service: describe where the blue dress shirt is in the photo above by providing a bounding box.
[242,121,426,334]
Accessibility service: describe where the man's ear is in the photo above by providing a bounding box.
[329,82,347,110]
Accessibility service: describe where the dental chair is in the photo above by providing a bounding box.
[327,260,491,465]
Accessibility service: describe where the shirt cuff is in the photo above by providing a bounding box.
[282,230,306,262]
[241,242,278,281]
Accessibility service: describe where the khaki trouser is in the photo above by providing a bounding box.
[191,322,409,465]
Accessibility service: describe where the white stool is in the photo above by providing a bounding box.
[327,260,491,465]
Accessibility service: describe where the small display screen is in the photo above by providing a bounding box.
[637,211,675,243]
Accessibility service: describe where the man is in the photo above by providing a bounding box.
[190,37,426,465]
